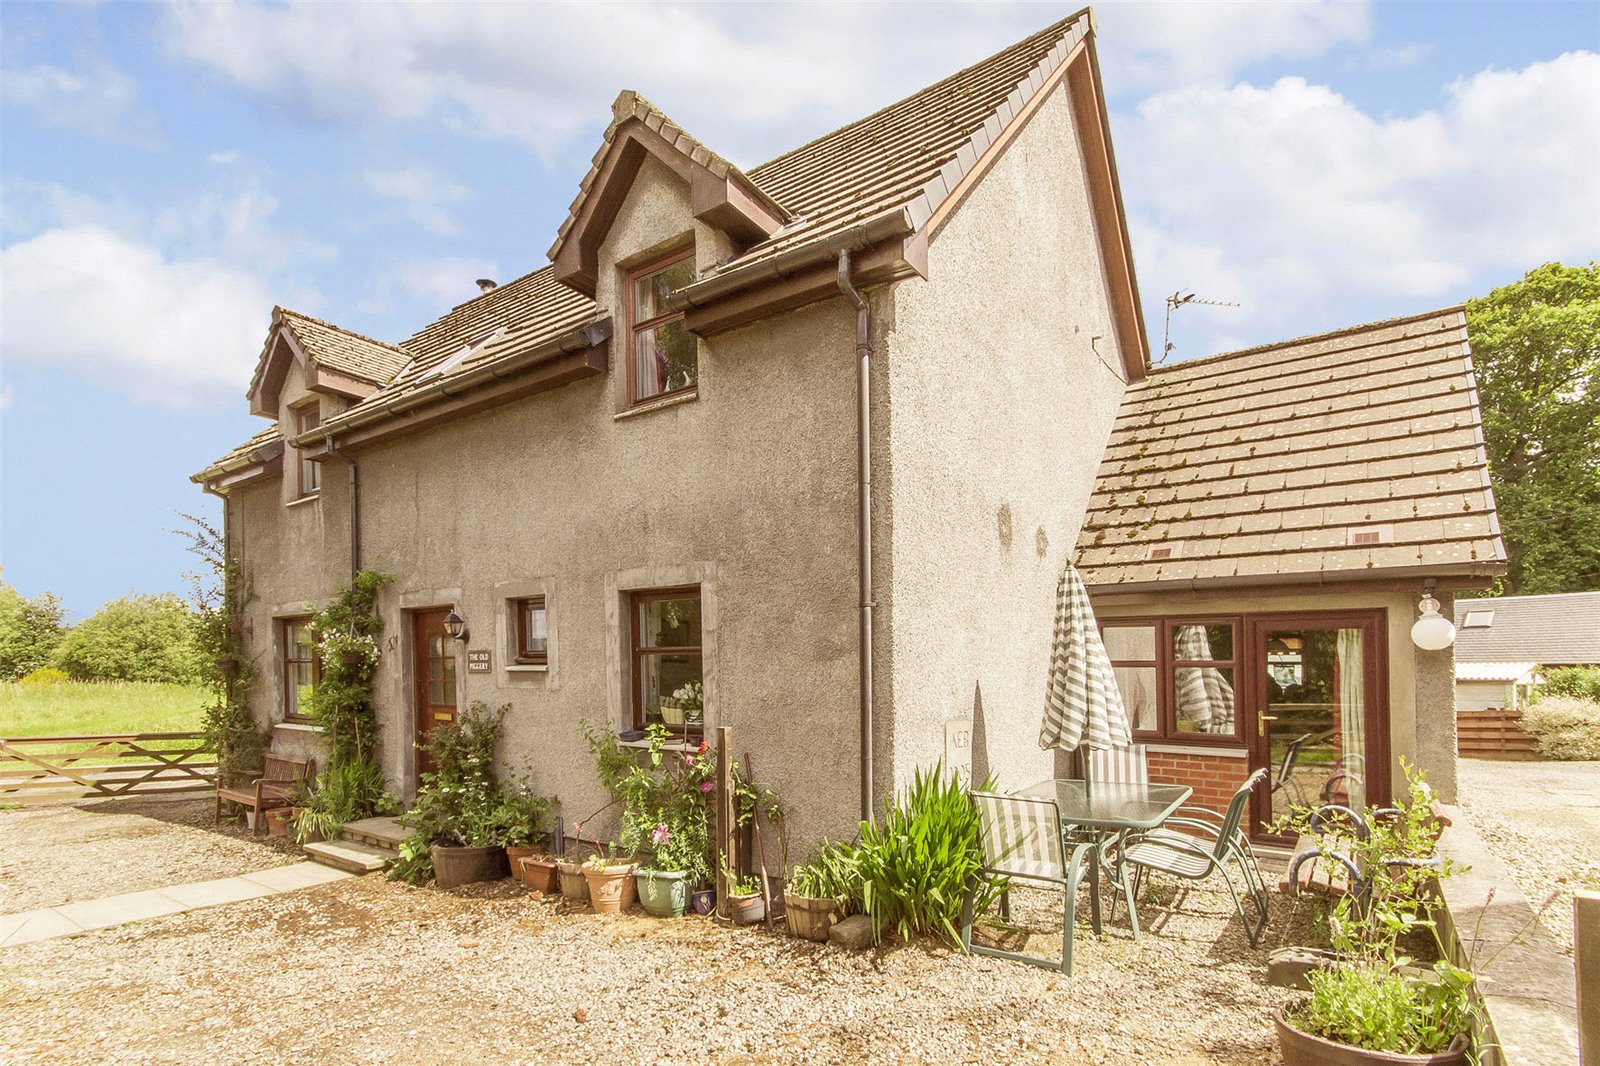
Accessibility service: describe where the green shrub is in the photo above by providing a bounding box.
[1293,962,1474,1056]
[296,758,398,843]
[390,701,511,883]
[855,764,1000,946]
[18,667,70,686]
[0,574,66,680]
[1520,696,1600,760]
[53,593,202,683]
[1536,666,1600,705]
[787,840,862,907]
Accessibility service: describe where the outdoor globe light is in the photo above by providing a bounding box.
[442,610,469,642]
[1410,587,1456,651]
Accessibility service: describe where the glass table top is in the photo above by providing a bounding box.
[1017,779,1193,830]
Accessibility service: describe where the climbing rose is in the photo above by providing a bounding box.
[651,824,670,846]
[699,780,714,793]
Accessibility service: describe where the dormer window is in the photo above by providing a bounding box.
[628,249,697,406]
[293,403,321,497]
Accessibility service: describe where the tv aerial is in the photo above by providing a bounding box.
[1161,290,1239,364]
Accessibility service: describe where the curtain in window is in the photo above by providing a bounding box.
[1336,628,1366,811]
[1173,625,1235,733]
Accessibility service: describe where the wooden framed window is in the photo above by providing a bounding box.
[1103,617,1242,744]
[514,596,548,665]
[627,248,697,406]
[294,403,321,497]
[629,586,702,733]
[282,618,321,722]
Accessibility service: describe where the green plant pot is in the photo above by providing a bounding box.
[635,868,691,917]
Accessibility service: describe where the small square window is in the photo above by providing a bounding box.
[628,251,697,405]
[515,596,549,665]
[1461,609,1494,628]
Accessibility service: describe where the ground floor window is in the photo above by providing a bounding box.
[515,596,548,665]
[282,617,319,721]
[1103,618,1239,743]
[630,586,702,733]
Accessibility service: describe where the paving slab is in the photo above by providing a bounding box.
[157,876,279,909]
[0,909,85,948]
[240,861,353,893]
[53,889,190,932]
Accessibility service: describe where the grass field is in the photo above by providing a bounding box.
[0,681,210,738]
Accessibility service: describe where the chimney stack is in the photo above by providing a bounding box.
[475,278,497,293]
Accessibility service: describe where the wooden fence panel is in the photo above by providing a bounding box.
[1456,710,1541,760]
[0,732,215,803]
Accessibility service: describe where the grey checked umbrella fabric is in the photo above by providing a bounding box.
[1040,565,1132,756]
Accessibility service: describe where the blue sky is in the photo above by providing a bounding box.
[2,1,1597,618]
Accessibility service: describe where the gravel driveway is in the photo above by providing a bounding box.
[1457,758,1600,953]
[0,798,1317,1064]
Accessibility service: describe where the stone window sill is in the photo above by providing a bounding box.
[286,493,320,509]
[1140,742,1247,759]
[504,664,548,674]
[614,390,698,421]
[619,736,704,753]
[275,721,324,733]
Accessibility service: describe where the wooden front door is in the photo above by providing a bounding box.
[412,608,458,782]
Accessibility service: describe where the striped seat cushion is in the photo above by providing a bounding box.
[971,792,1066,881]
[1123,839,1213,879]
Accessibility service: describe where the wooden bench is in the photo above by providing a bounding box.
[214,753,312,836]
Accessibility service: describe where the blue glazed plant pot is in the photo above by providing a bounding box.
[636,868,691,917]
[690,888,717,916]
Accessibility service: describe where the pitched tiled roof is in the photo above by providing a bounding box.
[1453,592,1600,665]
[716,11,1093,275]
[1074,308,1507,589]
[277,308,411,384]
[191,426,283,484]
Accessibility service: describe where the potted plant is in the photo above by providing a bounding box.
[388,702,512,889]
[635,818,710,918]
[265,806,298,838]
[1271,764,1477,1065]
[785,841,859,941]
[492,782,556,888]
[582,845,639,913]
[556,854,589,900]
[723,859,766,926]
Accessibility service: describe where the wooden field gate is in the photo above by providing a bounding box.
[0,732,215,804]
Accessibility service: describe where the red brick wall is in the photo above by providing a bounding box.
[1145,749,1250,814]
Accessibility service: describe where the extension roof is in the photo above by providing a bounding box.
[200,9,1147,481]
[1074,308,1508,591]
[1452,592,1600,665]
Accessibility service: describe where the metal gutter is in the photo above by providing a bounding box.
[190,438,285,486]
[293,319,612,448]
[665,209,915,315]
[835,250,877,822]
[1082,561,1507,598]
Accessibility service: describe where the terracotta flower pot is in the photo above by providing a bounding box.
[557,859,589,901]
[583,861,639,913]
[519,855,560,894]
[265,807,297,838]
[505,845,541,885]
[431,845,508,890]
[1273,1006,1470,1066]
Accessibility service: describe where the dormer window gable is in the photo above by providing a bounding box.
[549,90,789,298]
[246,307,411,419]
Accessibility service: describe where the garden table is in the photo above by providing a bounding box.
[1017,778,1192,935]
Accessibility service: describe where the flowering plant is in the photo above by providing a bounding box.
[582,721,714,883]
[672,681,704,721]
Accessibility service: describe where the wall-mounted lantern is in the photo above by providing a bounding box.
[1410,580,1456,651]
[443,610,470,643]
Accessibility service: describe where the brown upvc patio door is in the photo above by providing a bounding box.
[1246,611,1388,843]
[412,608,459,784]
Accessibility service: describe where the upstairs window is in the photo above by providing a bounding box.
[294,403,321,497]
[628,249,697,405]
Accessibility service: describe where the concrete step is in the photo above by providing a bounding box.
[303,838,398,874]
[340,816,408,850]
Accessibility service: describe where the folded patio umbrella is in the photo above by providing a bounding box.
[1173,624,1235,734]
[1039,565,1132,780]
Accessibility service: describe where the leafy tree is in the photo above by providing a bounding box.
[0,569,67,680]
[54,593,203,683]
[1466,262,1600,595]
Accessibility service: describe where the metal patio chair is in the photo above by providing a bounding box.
[1102,768,1272,947]
[1087,743,1149,784]
[960,791,1097,974]
[1271,732,1313,808]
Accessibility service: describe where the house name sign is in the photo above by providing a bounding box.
[466,650,492,673]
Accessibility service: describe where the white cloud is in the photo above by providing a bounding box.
[1120,51,1600,358]
[151,185,336,271]
[0,385,14,411]
[163,1,1372,162]
[363,256,500,322]
[364,165,470,235]
[0,56,139,136]
[0,225,275,405]
[206,149,240,165]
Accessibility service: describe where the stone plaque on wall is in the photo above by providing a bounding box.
[945,718,973,785]
[466,649,492,673]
